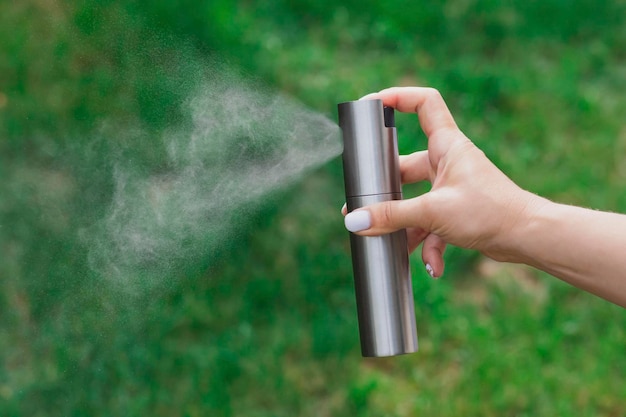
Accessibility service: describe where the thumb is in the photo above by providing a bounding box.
[344,195,433,236]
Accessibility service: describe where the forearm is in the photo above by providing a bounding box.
[506,196,626,307]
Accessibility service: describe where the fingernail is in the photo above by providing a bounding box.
[341,203,347,214]
[344,210,371,232]
[425,263,436,279]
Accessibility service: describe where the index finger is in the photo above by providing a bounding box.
[361,87,458,138]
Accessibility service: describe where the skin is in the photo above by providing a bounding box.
[343,87,626,308]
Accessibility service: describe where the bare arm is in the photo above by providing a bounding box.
[508,199,626,306]
[343,87,626,307]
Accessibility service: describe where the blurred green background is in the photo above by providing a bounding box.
[1,0,625,416]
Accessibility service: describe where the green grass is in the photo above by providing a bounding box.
[1,1,625,416]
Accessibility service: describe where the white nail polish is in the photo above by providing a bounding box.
[344,210,371,232]
[425,263,435,278]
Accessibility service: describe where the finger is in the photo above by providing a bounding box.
[422,233,446,278]
[407,227,429,254]
[361,87,458,138]
[400,151,432,184]
[341,203,347,216]
[344,196,433,236]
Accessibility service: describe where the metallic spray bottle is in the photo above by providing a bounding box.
[338,99,418,357]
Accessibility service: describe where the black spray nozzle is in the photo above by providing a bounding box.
[383,106,395,128]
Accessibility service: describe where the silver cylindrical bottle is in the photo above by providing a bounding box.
[338,99,418,357]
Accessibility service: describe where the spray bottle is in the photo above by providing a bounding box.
[338,99,418,357]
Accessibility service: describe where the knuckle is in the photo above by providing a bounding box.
[383,202,394,226]
[424,87,442,101]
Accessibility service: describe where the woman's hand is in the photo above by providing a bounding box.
[343,87,542,277]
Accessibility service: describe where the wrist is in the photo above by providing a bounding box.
[484,190,554,264]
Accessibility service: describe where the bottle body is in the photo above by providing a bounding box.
[338,99,418,357]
